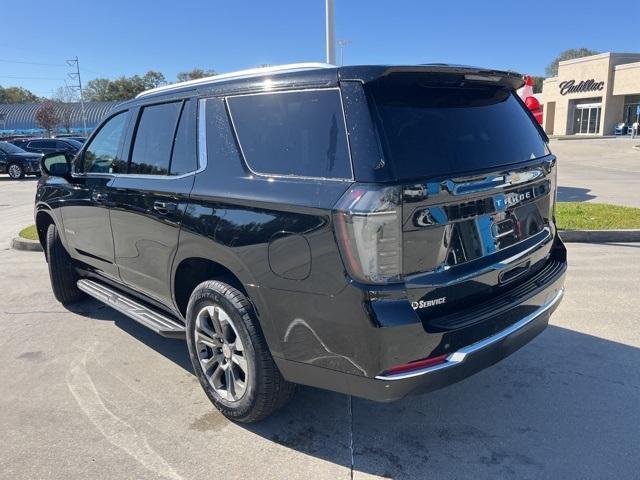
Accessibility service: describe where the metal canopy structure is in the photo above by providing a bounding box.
[0,101,118,134]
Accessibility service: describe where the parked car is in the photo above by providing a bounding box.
[615,123,628,135]
[35,63,567,423]
[11,138,82,155]
[0,141,42,179]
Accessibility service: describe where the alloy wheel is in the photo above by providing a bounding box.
[195,305,248,402]
[8,164,22,179]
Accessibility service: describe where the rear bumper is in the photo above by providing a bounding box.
[276,281,564,401]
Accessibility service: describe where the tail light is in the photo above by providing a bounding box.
[333,184,403,284]
[382,354,449,376]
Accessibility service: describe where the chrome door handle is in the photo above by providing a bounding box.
[92,192,108,204]
[153,201,177,214]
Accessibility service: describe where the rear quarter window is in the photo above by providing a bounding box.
[227,89,352,180]
[368,82,549,181]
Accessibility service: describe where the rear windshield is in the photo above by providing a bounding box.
[367,82,548,180]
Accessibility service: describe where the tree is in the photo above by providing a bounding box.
[545,48,600,77]
[0,86,38,103]
[53,85,79,103]
[35,100,61,135]
[176,68,216,82]
[531,76,545,94]
[59,104,73,133]
[83,71,167,101]
[84,78,111,101]
[142,70,166,89]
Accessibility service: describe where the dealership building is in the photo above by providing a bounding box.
[542,52,640,136]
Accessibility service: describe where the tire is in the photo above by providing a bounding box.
[46,223,84,305]
[8,163,24,179]
[186,280,295,423]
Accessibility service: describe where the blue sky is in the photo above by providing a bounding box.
[1,0,637,98]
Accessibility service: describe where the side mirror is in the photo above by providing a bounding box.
[41,152,71,177]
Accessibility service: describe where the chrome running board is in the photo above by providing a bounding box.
[77,279,185,338]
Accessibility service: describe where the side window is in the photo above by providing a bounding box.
[129,102,182,175]
[226,89,352,179]
[168,99,197,176]
[55,141,70,150]
[80,112,128,173]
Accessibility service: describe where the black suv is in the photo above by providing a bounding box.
[0,141,42,178]
[12,137,83,155]
[35,63,566,423]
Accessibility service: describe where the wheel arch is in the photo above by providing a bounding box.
[171,253,282,358]
[35,208,56,254]
[173,256,249,318]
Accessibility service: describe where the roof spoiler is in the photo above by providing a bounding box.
[339,65,525,90]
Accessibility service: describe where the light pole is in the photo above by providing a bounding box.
[337,39,352,66]
[325,0,336,64]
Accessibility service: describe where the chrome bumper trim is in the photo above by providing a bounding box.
[375,288,564,381]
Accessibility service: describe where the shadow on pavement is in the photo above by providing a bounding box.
[69,300,640,479]
[243,325,640,479]
[557,186,597,202]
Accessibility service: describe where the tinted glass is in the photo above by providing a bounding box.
[81,112,127,173]
[368,82,548,180]
[30,140,55,149]
[227,90,352,179]
[129,102,182,175]
[169,100,197,175]
[0,142,25,154]
[60,139,83,149]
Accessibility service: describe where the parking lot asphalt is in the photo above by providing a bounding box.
[552,137,640,207]
[0,175,37,249]
[1,156,639,479]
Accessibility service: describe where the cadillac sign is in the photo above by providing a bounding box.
[559,79,604,96]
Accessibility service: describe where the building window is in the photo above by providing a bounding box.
[623,95,640,125]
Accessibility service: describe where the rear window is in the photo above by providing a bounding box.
[30,140,55,149]
[130,102,182,175]
[227,89,352,179]
[368,82,548,180]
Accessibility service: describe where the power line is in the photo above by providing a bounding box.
[0,75,67,80]
[0,58,66,67]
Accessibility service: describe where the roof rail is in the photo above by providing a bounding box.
[136,62,335,99]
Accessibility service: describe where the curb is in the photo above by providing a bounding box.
[11,236,43,252]
[551,135,616,141]
[559,229,640,243]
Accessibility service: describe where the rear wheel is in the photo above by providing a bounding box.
[46,223,84,304]
[8,163,24,179]
[186,280,295,423]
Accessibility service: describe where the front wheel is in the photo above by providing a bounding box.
[46,223,84,304]
[8,163,24,179]
[185,280,295,423]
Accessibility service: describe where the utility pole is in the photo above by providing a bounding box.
[325,0,336,65]
[66,56,88,136]
[337,39,352,66]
